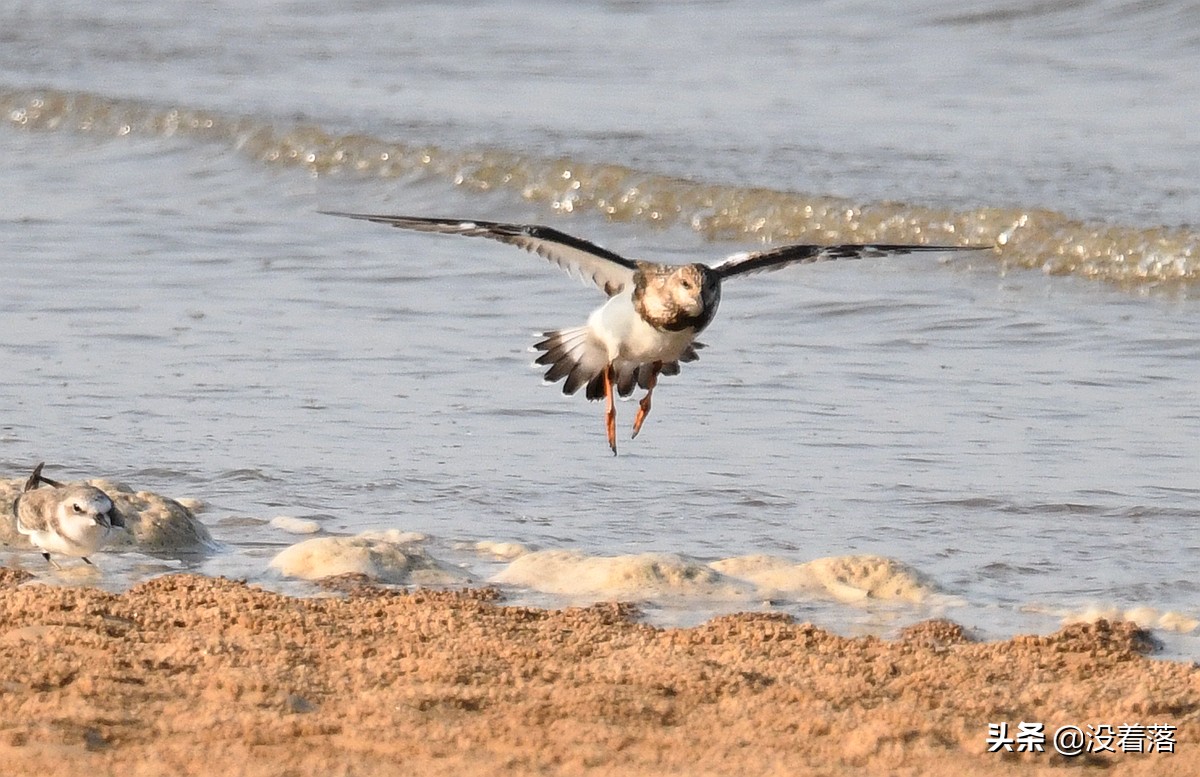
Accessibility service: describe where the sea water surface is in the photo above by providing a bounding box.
[1,0,1198,656]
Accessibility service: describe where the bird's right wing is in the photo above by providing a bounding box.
[321,212,639,296]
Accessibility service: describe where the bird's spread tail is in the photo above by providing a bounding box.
[533,327,610,399]
[532,328,704,401]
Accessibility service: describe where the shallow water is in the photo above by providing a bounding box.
[1,0,1198,656]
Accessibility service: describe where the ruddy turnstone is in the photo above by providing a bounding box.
[12,462,123,567]
[323,212,983,453]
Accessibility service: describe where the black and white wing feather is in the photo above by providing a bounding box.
[322,212,638,296]
[711,243,982,279]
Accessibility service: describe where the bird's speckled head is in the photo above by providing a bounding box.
[633,262,721,332]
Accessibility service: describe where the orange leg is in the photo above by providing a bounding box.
[631,363,661,439]
[603,364,618,455]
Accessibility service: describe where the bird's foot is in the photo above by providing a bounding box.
[631,365,659,440]
[604,365,618,455]
[632,392,653,439]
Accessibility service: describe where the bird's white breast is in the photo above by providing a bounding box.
[587,291,697,365]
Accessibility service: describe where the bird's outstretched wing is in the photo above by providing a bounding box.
[711,243,987,279]
[321,212,639,296]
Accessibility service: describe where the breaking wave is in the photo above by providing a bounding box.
[4,87,1198,289]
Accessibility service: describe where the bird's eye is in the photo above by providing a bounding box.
[680,279,694,290]
[72,503,84,514]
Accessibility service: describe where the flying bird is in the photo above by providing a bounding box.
[11,462,124,567]
[323,212,983,453]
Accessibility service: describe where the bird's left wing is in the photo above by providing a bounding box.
[13,489,53,532]
[711,243,987,279]
[321,212,639,296]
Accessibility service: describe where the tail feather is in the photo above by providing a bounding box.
[533,329,590,367]
[531,330,705,401]
[680,341,705,363]
[534,326,608,397]
[615,365,639,397]
[652,343,702,381]
[565,357,605,396]
[584,371,608,400]
[542,357,577,384]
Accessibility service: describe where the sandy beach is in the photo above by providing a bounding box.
[0,568,1195,776]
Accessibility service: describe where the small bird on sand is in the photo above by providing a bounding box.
[12,462,124,567]
[323,212,983,453]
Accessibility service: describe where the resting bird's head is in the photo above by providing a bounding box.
[56,486,117,534]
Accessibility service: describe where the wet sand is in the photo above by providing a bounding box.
[0,568,1196,776]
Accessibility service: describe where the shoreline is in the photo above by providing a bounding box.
[1,568,1196,775]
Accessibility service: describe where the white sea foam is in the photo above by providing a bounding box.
[175,497,206,513]
[467,540,530,560]
[355,529,429,544]
[91,480,214,552]
[1061,606,1199,634]
[269,516,322,535]
[711,554,939,603]
[270,532,469,585]
[492,549,753,601]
